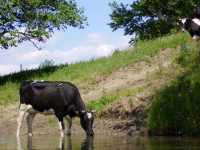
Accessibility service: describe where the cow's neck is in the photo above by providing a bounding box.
[75,93,87,113]
[77,101,86,113]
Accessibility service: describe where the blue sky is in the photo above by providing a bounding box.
[0,0,133,75]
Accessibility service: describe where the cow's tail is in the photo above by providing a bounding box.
[18,102,21,112]
[18,85,23,112]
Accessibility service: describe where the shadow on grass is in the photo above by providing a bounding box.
[0,64,67,86]
[149,72,200,136]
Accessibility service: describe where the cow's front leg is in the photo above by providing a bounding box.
[59,134,65,149]
[16,104,27,137]
[57,117,65,138]
[65,116,72,136]
[16,135,22,150]
[26,113,36,137]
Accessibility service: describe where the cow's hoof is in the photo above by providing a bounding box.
[60,132,65,138]
[65,130,71,136]
[66,132,71,136]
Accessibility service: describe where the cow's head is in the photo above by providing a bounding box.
[178,18,200,40]
[178,18,192,31]
[80,110,94,136]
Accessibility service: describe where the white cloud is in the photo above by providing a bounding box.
[0,32,129,75]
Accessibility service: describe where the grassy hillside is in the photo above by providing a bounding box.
[0,32,189,106]
[2,32,200,136]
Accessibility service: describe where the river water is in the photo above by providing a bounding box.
[1,134,200,150]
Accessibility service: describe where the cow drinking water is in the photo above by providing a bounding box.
[16,80,94,137]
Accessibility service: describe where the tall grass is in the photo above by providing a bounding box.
[0,32,190,105]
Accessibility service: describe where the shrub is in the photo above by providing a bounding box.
[148,41,200,136]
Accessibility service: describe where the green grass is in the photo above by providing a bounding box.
[0,32,190,105]
[87,86,145,112]
[0,82,19,105]
[87,95,118,112]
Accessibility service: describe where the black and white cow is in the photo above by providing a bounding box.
[179,17,200,39]
[16,80,94,137]
[178,6,200,39]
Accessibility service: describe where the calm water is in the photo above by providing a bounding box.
[1,134,200,150]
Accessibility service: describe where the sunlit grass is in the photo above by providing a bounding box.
[87,86,146,112]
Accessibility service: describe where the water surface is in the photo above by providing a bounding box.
[1,134,200,150]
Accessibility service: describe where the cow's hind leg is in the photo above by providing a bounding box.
[26,112,36,137]
[16,104,28,137]
[65,116,72,136]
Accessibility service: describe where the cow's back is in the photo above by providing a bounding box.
[20,81,81,113]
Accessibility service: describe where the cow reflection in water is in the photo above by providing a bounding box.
[62,136,94,150]
[17,136,94,150]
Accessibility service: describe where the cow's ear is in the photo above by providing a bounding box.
[91,110,96,114]
[75,111,79,115]
[81,110,86,114]
[177,18,182,25]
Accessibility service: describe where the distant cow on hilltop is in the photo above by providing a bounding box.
[16,80,94,137]
[179,17,200,39]
[178,5,200,40]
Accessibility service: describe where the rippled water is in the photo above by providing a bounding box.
[1,134,200,150]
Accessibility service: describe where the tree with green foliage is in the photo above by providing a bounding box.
[109,0,199,43]
[39,59,55,68]
[0,0,86,49]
